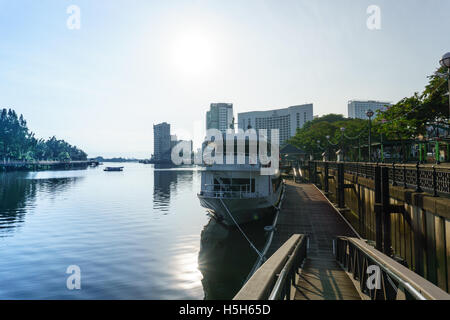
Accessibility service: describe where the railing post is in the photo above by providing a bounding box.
[392,162,397,186]
[415,162,423,193]
[432,166,438,197]
[337,162,345,209]
[324,162,329,195]
[313,161,318,185]
[403,164,407,189]
[374,163,383,252]
[381,166,392,256]
[308,160,313,183]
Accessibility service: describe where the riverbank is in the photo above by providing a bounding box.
[0,160,99,172]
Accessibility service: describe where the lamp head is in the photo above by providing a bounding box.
[366,109,374,118]
[440,52,450,68]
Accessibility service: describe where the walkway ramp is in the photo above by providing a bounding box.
[267,181,360,300]
[267,182,356,258]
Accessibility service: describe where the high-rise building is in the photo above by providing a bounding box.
[153,122,171,162]
[237,104,313,145]
[206,103,234,133]
[347,100,392,119]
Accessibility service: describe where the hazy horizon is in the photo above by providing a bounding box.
[1,0,449,158]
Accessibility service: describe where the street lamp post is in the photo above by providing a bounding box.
[317,140,324,161]
[440,52,450,123]
[358,138,361,162]
[439,52,450,163]
[326,135,331,161]
[366,109,375,162]
[434,123,441,164]
[340,127,346,161]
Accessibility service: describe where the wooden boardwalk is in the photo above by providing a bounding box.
[268,181,361,300]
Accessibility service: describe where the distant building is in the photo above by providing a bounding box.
[347,100,392,119]
[153,122,171,162]
[237,104,314,145]
[206,103,234,133]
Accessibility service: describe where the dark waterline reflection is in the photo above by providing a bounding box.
[0,172,82,237]
[0,163,268,299]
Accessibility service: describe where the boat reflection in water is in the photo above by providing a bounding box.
[198,213,275,300]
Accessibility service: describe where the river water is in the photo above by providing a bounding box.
[0,163,270,299]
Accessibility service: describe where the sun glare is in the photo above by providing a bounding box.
[171,31,215,76]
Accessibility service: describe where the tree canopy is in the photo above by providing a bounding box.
[288,114,371,159]
[375,65,449,139]
[0,108,87,161]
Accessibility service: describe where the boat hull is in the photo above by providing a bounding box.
[198,184,282,226]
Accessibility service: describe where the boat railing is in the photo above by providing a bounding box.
[201,183,258,199]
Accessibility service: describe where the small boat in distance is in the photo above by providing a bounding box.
[104,167,124,172]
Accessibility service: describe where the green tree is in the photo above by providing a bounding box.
[288,115,372,160]
[0,108,87,161]
[58,151,70,162]
[376,65,449,137]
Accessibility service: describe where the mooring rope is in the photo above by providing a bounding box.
[219,198,264,260]
[244,183,286,283]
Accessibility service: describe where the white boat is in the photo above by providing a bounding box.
[197,137,282,226]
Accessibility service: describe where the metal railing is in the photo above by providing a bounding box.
[200,183,258,199]
[268,235,308,300]
[306,161,450,197]
[335,237,450,300]
[234,234,307,300]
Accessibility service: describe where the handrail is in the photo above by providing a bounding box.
[199,190,259,199]
[234,234,307,300]
[335,237,450,300]
[203,183,251,191]
[268,234,304,300]
[301,160,450,196]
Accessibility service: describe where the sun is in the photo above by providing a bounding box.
[171,30,215,76]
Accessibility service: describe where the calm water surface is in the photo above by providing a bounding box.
[0,163,269,299]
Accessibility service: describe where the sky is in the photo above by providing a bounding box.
[0,0,449,158]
